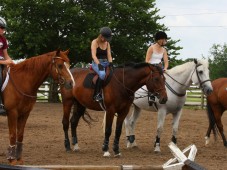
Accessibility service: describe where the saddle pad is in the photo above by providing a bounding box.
[83,73,97,89]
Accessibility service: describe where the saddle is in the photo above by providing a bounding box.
[83,66,113,89]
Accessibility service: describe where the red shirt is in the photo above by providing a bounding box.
[0,35,8,57]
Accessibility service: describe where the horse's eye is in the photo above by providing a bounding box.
[199,70,203,74]
[58,64,63,69]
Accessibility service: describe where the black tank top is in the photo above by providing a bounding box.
[96,44,108,60]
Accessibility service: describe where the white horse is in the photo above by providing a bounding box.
[124,59,213,152]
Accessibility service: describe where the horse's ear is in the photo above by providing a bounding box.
[64,49,70,55]
[56,48,61,56]
[194,58,198,64]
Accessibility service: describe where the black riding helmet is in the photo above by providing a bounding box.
[100,27,112,42]
[155,31,167,41]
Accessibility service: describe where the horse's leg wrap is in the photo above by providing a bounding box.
[102,139,109,152]
[16,142,23,160]
[7,145,16,160]
[64,139,71,151]
[154,136,160,147]
[127,135,135,143]
[102,126,111,152]
[171,136,177,144]
[72,136,78,145]
[113,124,123,155]
[113,138,120,155]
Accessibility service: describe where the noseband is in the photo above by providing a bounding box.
[52,56,69,85]
[194,63,211,88]
[146,65,166,96]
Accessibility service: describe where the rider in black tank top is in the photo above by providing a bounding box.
[91,27,113,102]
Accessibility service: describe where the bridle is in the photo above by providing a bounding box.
[134,64,166,99]
[145,64,166,97]
[8,56,69,98]
[164,63,211,97]
[51,56,70,85]
[194,63,211,88]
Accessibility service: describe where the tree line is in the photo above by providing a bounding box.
[0,0,226,80]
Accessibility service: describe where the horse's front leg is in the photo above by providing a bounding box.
[15,112,30,165]
[205,123,212,146]
[125,104,141,148]
[62,100,73,152]
[7,111,18,165]
[154,109,166,153]
[113,108,130,157]
[70,101,85,152]
[171,110,183,145]
[102,111,114,157]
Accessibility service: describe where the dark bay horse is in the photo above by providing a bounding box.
[205,78,227,147]
[3,49,74,165]
[60,63,167,157]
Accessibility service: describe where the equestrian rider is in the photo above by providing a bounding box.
[91,27,113,102]
[145,31,169,71]
[0,17,14,116]
[145,31,169,102]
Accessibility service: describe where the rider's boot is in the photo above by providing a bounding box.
[93,78,103,102]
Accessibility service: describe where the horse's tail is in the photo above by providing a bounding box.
[72,100,98,127]
[206,101,218,139]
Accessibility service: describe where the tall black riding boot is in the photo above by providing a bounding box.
[93,78,103,102]
[0,65,6,116]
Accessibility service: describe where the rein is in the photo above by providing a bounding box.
[8,56,67,98]
[164,63,211,97]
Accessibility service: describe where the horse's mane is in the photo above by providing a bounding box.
[10,51,55,73]
[167,59,209,74]
[116,62,150,68]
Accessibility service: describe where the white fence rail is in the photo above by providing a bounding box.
[37,83,206,108]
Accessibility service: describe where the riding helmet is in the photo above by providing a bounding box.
[155,31,167,41]
[100,27,112,42]
[0,17,7,28]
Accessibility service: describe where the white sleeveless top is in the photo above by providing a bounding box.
[148,49,164,64]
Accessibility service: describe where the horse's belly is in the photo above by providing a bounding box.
[133,98,157,112]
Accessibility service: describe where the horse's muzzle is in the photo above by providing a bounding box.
[64,80,74,89]
[159,96,168,104]
[203,86,213,96]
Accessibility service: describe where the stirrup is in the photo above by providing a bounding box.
[0,104,6,116]
[93,94,103,102]
[148,95,156,102]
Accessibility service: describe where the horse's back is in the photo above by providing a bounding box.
[207,78,227,108]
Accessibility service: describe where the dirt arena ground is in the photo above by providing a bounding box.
[0,103,227,169]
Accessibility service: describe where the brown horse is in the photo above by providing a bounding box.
[205,78,227,147]
[60,63,167,157]
[3,49,74,165]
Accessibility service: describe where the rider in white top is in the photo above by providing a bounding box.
[145,31,169,102]
[145,31,168,71]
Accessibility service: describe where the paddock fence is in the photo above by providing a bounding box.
[37,83,206,108]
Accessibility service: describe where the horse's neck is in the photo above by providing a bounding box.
[10,58,52,92]
[166,62,195,91]
[121,68,148,93]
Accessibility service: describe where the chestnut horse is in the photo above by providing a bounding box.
[205,78,227,147]
[3,49,74,165]
[60,63,168,157]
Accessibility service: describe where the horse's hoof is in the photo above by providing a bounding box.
[103,151,111,157]
[66,148,72,152]
[114,153,121,158]
[154,146,161,153]
[73,144,80,152]
[9,159,17,166]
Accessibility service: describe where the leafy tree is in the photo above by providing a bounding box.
[0,0,182,65]
[208,43,227,80]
